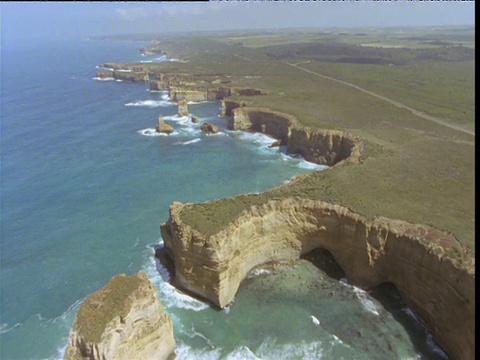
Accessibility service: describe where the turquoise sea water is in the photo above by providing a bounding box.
[1,38,449,359]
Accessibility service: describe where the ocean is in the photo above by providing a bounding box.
[0,38,448,359]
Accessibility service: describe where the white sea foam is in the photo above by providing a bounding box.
[115,69,132,72]
[251,268,270,277]
[176,138,201,146]
[125,99,172,108]
[352,286,382,316]
[143,251,209,312]
[298,161,329,171]
[174,342,222,360]
[311,315,321,326]
[115,79,124,82]
[138,128,171,137]
[95,66,114,71]
[0,322,22,334]
[255,338,325,360]
[92,77,114,81]
[226,346,261,360]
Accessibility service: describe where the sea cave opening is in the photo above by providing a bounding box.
[300,247,346,280]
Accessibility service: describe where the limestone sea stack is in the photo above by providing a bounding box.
[178,100,189,117]
[64,272,175,360]
[156,116,175,135]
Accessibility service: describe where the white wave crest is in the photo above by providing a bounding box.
[352,287,382,316]
[176,138,201,146]
[92,77,114,81]
[125,99,172,108]
[0,322,22,334]
[138,128,171,137]
[144,254,209,312]
[311,315,321,326]
[298,161,329,171]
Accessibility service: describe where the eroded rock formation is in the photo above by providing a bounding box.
[160,198,474,360]
[64,272,175,360]
[178,100,189,117]
[156,116,175,135]
[200,122,219,134]
[227,105,361,166]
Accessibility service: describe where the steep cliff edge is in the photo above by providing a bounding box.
[160,198,474,360]
[64,272,175,360]
[227,105,362,166]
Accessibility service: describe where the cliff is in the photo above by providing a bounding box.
[227,105,361,166]
[64,272,175,360]
[160,198,474,360]
[96,69,149,82]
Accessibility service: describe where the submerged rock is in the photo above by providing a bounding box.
[64,272,175,360]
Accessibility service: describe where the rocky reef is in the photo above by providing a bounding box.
[226,104,362,166]
[64,272,175,360]
[160,198,474,360]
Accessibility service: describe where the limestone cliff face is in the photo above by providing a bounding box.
[228,106,361,166]
[96,69,149,82]
[165,83,265,102]
[160,199,474,360]
[221,99,248,117]
[64,272,175,360]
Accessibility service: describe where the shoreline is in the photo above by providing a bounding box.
[66,40,474,359]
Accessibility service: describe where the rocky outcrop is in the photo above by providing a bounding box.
[96,69,149,82]
[191,116,200,124]
[228,106,361,166]
[140,45,165,56]
[160,198,474,360]
[156,117,175,135]
[221,99,248,117]
[200,122,219,134]
[64,272,175,360]
[178,100,189,117]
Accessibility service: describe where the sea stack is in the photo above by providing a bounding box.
[64,272,176,360]
[156,116,175,134]
[178,100,189,117]
[200,122,220,134]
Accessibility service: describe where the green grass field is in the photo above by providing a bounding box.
[118,27,475,255]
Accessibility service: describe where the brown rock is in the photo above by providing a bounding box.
[161,198,474,360]
[156,116,175,134]
[201,122,219,134]
[191,116,200,124]
[64,272,175,360]
[178,100,189,117]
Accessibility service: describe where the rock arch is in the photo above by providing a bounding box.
[161,197,474,360]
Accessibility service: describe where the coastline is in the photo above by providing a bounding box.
[66,36,474,360]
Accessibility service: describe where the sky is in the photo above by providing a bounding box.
[1,1,475,44]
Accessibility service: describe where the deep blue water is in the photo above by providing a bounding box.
[1,38,448,359]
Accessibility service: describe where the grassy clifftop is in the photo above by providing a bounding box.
[128,27,474,251]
